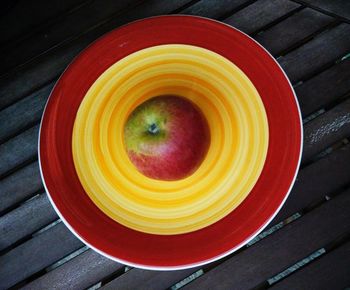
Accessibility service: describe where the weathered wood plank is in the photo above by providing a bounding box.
[2,104,347,288]
[273,144,350,223]
[0,0,142,75]
[2,128,348,290]
[300,0,350,21]
[0,125,39,178]
[0,194,57,251]
[224,0,300,35]
[101,267,201,290]
[0,222,83,289]
[0,3,344,140]
[2,109,348,288]
[22,249,123,290]
[2,0,300,141]
[270,241,350,290]
[278,23,350,82]
[73,144,350,290]
[303,98,350,162]
[0,83,52,143]
[0,161,42,213]
[0,0,88,45]
[183,190,350,290]
[255,8,335,55]
[2,90,347,182]
[295,58,350,117]
[0,0,194,110]
[181,0,252,19]
[3,28,349,154]
[0,5,348,288]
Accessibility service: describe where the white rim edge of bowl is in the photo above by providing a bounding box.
[38,14,304,271]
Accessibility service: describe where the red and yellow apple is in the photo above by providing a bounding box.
[124,95,210,181]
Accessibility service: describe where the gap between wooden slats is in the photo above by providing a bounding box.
[291,0,350,23]
[0,0,90,46]
[0,1,348,288]
[0,0,145,76]
[179,188,350,290]
[268,239,350,290]
[0,0,347,220]
[9,141,350,290]
[94,145,350,290]
[0,5,347,146]
[0,0,297,111]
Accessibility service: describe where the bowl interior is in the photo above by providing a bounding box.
[39,16,302,269]
[72,44,269,235]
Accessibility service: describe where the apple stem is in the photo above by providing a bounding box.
[148,123,159,135]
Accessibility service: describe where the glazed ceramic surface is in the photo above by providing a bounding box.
[39,15,302,269]
[72,44,269,235]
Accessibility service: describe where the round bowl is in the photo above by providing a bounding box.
[39,15,302,269]
[72,44,269,235]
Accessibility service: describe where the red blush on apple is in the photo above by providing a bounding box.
[124,95,210,181]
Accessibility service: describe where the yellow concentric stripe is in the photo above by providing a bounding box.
[72,44,269,234]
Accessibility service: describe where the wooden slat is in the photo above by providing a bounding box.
[0,194,57,251]
[299,0,350,21]
[0,0,194,110]
[183,190,350,290]
[0,222,83,289]
[1,18,347,152]
[181,0,251,19]
[224,0,300,35]
[1,95,348,183]
[0,161,42,213]
[0,83,52,143]
[0,125,39,178]
[295,58,350,117]
[22,249,123,290]
[0,0,142,75]
[2,113,347,286]
[2,110,347,288]
[278,23,350,83]
[255,8,335,55]
[0,3,348,288]
[101,267,201,290]
[303,98,350,162]
[273,144,350,223]
[3,103,349,288]
[270,241,350,290]
[0,0,88,45]
[81,143,350,290]
[0,0,298,140]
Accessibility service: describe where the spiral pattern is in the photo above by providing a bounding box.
[72,44,269,235]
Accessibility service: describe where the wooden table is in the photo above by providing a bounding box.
[1,0,350,289]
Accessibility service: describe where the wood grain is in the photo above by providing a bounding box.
[0,125,39,178]
[0,222,83,289]
[303,98,350,162]
[0,161,42,213]
[270,241,350,290]
[22,249,124,290]
[183,190,350,290]
[224,0,300,34]
[255,7,335,55]
[0,193,57,251]
[0,0,87,45]
[295,58,350,117]
[0,0,142,75]
[279,23,350,82]
[299,0,350,21]
[0,0,194,110]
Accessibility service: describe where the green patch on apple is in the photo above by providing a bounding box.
[124,95,210,181]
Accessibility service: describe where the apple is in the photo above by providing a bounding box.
[124,95,210,181]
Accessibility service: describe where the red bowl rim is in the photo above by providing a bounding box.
[38,15,303,270]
